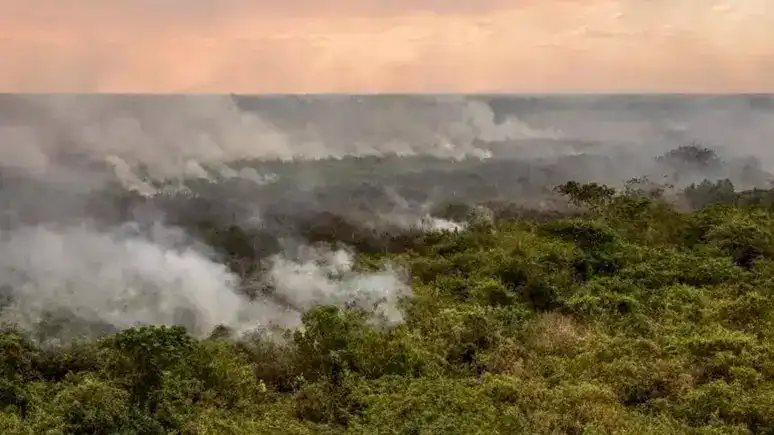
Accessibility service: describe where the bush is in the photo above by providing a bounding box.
[6,180,774,433]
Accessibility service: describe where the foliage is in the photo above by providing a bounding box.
[7,181,774,433]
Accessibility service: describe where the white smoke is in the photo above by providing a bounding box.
[262,246,411,327]
[378,212,465,232]
[0,223,411,338]
[0,223,247,337]
[0,94,561,187]
[1,94,771,340]
[2,95,491,338]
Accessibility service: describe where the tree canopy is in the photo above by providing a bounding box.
[4,180,774,434]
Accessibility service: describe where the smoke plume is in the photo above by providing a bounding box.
[0,94,772,340]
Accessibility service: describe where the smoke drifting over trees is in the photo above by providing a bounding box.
[0,94,772,338]
[2,94,774,433]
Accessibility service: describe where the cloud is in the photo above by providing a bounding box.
[0,0,772,92]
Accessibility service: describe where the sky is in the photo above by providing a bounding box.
[1,0,773,93]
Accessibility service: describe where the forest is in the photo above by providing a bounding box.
[3,160,774,434]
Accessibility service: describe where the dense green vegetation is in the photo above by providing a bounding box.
[5,179,774,434]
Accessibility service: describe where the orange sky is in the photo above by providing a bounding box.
[1,0,772,93]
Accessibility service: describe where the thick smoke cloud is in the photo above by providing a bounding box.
[0,94,772,340]
[0,223,249,338]
[264,245,410,326]
[0,95,562,186]
[0,224,409,338]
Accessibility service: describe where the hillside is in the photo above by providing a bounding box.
[3,181,774,434]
